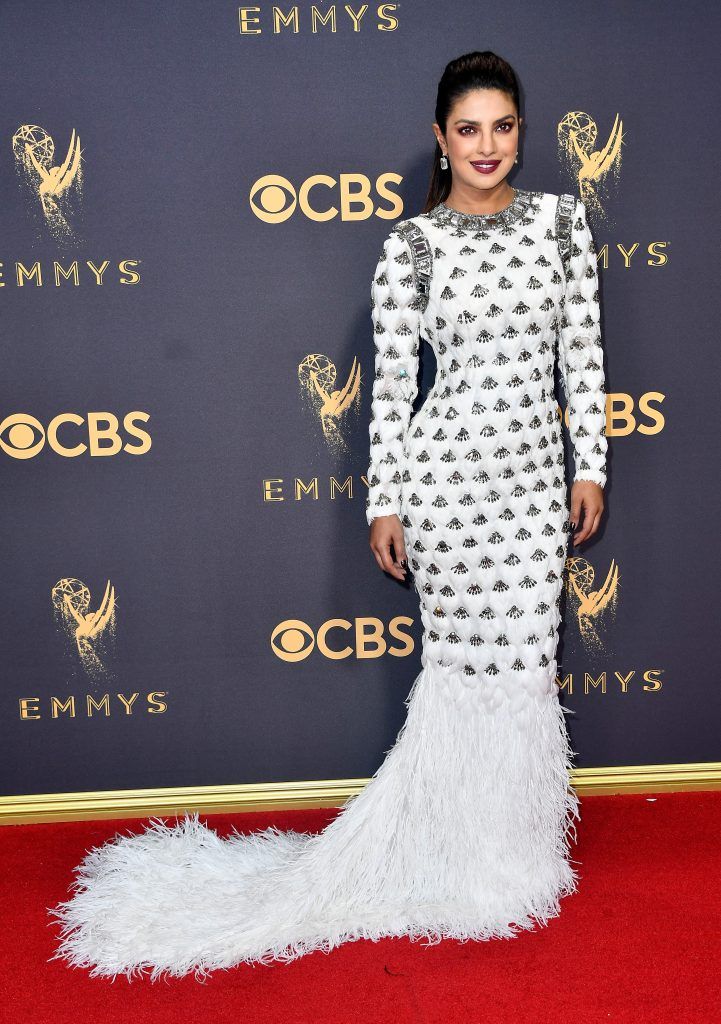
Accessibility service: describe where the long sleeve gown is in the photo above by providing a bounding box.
[50,188,608,981]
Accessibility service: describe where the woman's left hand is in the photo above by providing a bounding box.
[570,480,605,546]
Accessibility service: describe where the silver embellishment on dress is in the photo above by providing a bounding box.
[428,188,539,230]
[394,220,432,312]
[555,193,576,272]
[380,367,414,402]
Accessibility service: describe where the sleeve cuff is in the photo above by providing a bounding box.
[573,469,606,487]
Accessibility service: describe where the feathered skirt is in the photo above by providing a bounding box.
[49,654,580,980]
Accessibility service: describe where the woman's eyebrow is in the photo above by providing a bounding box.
[453,115,516,125]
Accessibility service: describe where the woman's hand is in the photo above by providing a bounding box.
[369,514,408,581]
[570,480,605,547]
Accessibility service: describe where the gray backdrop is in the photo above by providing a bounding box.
[1,0,719,799]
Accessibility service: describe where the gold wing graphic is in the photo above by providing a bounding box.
[64,580,115,639]
[578,114,624,184]
[571,559,619,618]
[26,128,83,197]
[311,357,362,417]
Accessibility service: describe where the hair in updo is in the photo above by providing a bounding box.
[423,51,522,213]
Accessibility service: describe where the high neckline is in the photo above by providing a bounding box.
[429,188,536,229]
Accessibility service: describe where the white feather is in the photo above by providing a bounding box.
[48,660,580,981]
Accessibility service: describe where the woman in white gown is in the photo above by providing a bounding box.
[50,50,607,981]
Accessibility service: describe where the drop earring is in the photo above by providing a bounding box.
[514,152,519,164]
[440,152,449,170]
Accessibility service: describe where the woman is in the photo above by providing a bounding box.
[50,51,607,981]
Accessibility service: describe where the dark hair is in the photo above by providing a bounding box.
[422,51,522,213]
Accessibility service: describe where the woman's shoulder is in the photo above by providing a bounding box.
[381,214,431,251]
[528,189,579,221]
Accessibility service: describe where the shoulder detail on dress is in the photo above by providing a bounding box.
[555,193,577,271]
[391,218,432,311]
[534,190,563,211]
[390,213,430,235]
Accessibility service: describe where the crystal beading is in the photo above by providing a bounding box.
[428,188,540,230]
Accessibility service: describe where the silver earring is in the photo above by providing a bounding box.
[440,153,449,170]
[514,152,519,164]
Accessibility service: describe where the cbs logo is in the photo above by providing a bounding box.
[559,393,666,436]
[250,173,404,223]
[271,617,414,662]
[0,411,152,459]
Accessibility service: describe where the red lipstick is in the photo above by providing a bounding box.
[470,160,501,174]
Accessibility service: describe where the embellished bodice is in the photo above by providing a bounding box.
[394,190,567,418]
[364,188,608,525]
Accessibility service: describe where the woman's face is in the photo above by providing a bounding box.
[434,88,521,195]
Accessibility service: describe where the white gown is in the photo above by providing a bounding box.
[49,188,608,981]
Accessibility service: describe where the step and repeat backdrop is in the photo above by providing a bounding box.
[1,0,719,800]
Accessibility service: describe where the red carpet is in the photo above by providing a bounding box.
[1,792,718,1023]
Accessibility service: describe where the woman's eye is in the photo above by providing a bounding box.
[459,122,512,134]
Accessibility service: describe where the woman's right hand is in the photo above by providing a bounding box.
[369,514,408,581]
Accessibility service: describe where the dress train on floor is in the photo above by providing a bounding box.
[49,655,580,981]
